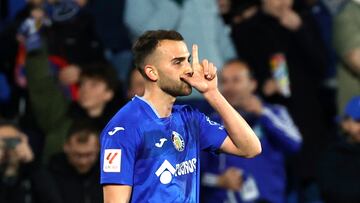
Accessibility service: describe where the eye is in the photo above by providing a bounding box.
[174,60,181,65]
[188,55,192,63]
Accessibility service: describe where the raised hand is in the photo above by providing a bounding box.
[180,44,218,94]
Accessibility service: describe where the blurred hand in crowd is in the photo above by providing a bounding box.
[0,125,34,177]
[262,78,280,97]
[217,167,244,191]
[279,9,302,31]
[241,95,264,116]
[262,0,302,31]
[59,64,81,86]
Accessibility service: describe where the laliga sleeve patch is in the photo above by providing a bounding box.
[103,149,121,172]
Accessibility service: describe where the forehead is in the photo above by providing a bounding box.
[69,135,98,148]
[222,62,249,76]
[0,126,21,138]
[155,40,190,60]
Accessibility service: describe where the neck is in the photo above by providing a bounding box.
[143,85,176,118]
[87,104,105,117]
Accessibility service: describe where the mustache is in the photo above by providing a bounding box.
[180,78,192,87]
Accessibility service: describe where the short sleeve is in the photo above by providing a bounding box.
[100,121,140,186]
[196,111,227,152]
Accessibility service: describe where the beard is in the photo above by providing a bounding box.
[158,74,192,97]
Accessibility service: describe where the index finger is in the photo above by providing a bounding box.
[192,44,199,65]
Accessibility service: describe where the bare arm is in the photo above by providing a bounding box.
[181,45,261,157]
[204,90,261,157]
[103,185,132,203]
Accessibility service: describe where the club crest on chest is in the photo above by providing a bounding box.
[171,131,185,152]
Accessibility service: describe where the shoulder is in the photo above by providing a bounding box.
[110,99,144,125]
[173,104,204,119]
[263,103,288,114]
[101,99,144,138]
[173,104,196,113]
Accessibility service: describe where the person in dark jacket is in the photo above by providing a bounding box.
[230,0,331,187]
[48,120,102,203]
[201,60,302,203]
[0,119,61,203]
[317,96,360,203]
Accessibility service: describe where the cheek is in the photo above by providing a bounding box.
[353,125,360,133]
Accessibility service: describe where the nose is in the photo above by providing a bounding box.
[184,62,194,77]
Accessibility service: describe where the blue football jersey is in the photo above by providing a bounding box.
[100,96,227,202]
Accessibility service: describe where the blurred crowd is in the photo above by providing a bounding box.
[0,0,359,203]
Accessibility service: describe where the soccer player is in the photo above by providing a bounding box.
[100,30,261,203]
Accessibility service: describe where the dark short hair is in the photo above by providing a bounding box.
[80,62,119,92]
[132,30,184,78]
[222,58,255,79]
[66,119,100,143]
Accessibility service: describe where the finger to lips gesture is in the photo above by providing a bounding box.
[181,44,218,93]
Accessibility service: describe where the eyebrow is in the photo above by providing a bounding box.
[171,54,191,63]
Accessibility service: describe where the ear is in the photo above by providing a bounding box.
[144,65,158,81]
[341,119,351,132]
[250,79,258,92]
[104,89,114,102]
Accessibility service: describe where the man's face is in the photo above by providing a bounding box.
[64,134,99,174]
[78,77,113,111]
[151,40,193,97]
[220,62,256,107]
[342,119,360,143]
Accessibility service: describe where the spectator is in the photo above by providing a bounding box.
[317,96,360,203]
[124,0,236,98]
[217,0,232,25]
[0,119,61,203]
[89,0,132,82]
[333,0,360,114]
[230,0,331,186]
[201,60,302,203]
[48,120,102,203]
[21,18,124,160]
[0,0,48,120]
[47,0,105,65]
[126,67,145,99]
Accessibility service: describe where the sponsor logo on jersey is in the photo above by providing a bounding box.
[108,127,125,136]
[103,149,121,172]
[171,131,185,152]
[155,138,167,148]
[206,116,225,130]
[155,158,197,184]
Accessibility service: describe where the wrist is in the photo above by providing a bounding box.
[203,89,221,101]
[216,175,225,188]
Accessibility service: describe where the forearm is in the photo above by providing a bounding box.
[203,90,261,157]
[26,46,69,132]
[103,185,132,203]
